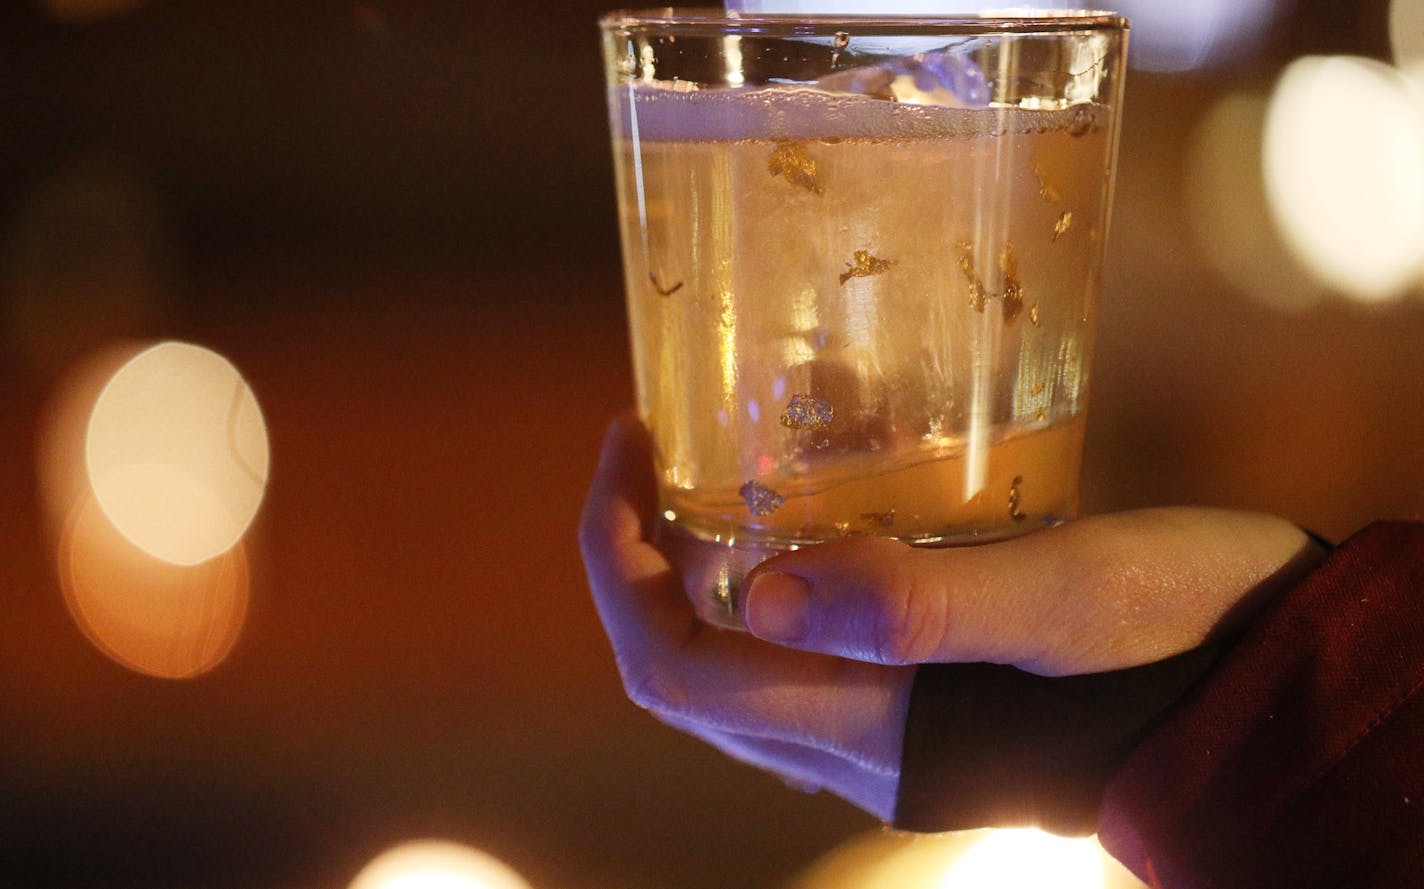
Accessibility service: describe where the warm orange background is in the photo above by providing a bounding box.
[0,2,1420,887]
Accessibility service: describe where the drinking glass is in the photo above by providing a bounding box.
[601,9,1129,627]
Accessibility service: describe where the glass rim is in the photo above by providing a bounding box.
[600,7,1129,34]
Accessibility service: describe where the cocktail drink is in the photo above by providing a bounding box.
[601,10,1128,626]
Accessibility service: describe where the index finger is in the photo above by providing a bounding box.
[578,414,698,645]
[577,416,912,775]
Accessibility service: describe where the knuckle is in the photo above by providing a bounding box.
[869,552,945,665]
[869,591,910,665]
[618,656,686,715]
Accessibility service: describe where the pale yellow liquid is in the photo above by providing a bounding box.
[667,415,1085,547]
[610,83,1114,622]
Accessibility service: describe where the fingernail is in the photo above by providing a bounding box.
[745,572,811,643]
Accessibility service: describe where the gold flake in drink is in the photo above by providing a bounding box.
[839,250,897,286]
[767,141,823,194]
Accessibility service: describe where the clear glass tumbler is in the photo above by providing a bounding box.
[601,9,1129,627]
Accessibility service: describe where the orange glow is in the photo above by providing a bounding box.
[349,841,532,889]
[59,489,249,680]
[37,344,146,539]
[85,341,269,566]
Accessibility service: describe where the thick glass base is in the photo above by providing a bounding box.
[656,516,1066,630]
[654,520,781,629]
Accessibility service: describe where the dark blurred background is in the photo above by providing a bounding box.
[0,1,1421,887]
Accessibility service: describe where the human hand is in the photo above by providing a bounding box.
[579,416,1327,820]
[738,499,1326,678]
[579,415,913,818]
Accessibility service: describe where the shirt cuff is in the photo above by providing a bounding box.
[893,644,1227,836]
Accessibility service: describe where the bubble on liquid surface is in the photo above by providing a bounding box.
[617,83,1105,143]
[1069,105,1097,137]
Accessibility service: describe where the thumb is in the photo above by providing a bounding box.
[739,509,1324,675]
[740,535,1045,669]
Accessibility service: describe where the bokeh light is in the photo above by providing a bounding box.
[85,341,270,566]
[1264,56,1424,301]
[939,829,1104,889]
[37,343,146,538]
[1110,0,1282,72]
[1185,92,1325,311]
[785,829,1145,889]
[349,841,532,889]
[40,344,256,678]
[60,489,250,679]
[1394,0,1424,65]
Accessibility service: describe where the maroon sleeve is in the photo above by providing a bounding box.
[893,645,1228,836]
[1099,522,1424,888]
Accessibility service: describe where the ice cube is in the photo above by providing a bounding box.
[817,45,989,106]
